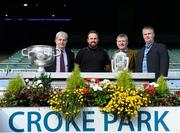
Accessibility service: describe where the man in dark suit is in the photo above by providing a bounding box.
[45,31,74,72]
[136,26,169,79]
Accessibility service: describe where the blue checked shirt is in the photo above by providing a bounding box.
[142,43,153,72]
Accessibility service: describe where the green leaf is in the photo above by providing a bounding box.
[66,64,86,90]
[6,76,25,95]
[116,69,135,90]
[157,75,170,95]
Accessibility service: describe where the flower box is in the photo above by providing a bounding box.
[0,106,180,133]
[1,70,180,133]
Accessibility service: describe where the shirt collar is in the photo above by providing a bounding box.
[145,43,153,49]
[58,48,65,52]
[118,48,128,53]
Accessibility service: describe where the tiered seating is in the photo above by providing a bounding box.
[168,49,180,71]
[0,50,37,72]
[107,49,115,58]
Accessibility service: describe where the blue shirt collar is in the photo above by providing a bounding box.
[145,43,153,49]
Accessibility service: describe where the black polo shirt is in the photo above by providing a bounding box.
[75,47,110,72]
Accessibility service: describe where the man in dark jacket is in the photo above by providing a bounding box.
[45,31,74,72]
[136,26,169,79]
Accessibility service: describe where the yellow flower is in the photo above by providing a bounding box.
[65,112,69,116]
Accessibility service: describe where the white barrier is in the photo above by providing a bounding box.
[0,107,180,133]
[0,72,155,91]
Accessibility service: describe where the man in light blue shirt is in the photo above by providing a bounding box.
[136,26,169,79]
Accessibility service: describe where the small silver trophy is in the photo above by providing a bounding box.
[22,45,60,73]
[111,52,129,73]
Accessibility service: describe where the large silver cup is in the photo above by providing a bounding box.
[22,45,60,73]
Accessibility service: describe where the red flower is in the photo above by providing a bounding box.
[95,78,100,83]
[143,83,149,88]
[145,86,156,95]
[148,86,155,91]
[82,88,89,94]
[176,91,180,96]
[85,78,91,82]
[85,78,100,83]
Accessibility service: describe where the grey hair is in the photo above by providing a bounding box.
[116,33,128,44]
[55,31,68,39]
[142,26,155,34]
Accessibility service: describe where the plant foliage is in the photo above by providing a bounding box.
[0,73,52,107]
[6,76,25,95]
[48,65,87,122]
[156,75,170,96]
[66,65,86,90]
[116,69,135,89]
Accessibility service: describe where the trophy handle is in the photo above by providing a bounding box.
[21,48,28,56]
[125,57,129,69]
[54,48,61,56]
[111,59,115,73]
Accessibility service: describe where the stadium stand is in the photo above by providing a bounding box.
[1,48,180,72]
[168,49,180,71]
[0,50,37,72]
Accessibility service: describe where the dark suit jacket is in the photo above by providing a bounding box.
[136,43,169,79]
[45,48,74,72]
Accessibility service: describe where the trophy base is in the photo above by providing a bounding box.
[37,66,45,73]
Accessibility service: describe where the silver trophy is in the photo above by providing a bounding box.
[22,45,60,73]
[111,52,129,73]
